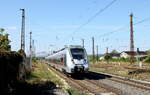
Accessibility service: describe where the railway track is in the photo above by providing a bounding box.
[87,72,150,95]
[47,65,92,94]
[44,61,150,95]
[89,71,150,90]
[47,63,117,95]
[73,79,116,95]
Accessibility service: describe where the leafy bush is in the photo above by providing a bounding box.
[32,57,38,62]
[144,50,150,63]
[67,88,89,95]
[88,55,97,63]
[144,57,150,63]
[0,28,11,51]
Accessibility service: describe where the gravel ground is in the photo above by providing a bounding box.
[41,89,69,95]
[96,79,150,95]
[86,72,150,95]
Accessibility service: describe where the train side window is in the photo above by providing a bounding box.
[61,58,63,63]
[64,55,67,66]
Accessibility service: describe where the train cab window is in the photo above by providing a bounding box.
[70,48,85,60]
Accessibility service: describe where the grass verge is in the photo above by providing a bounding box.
[26,61,90,95]
[26,61,69,88]
[90,62,150,82]
[67,88,90,95]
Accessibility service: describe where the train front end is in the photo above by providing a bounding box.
[69,47,89,74]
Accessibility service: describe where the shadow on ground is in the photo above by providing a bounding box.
[71,71,112,80]
[14,81,58,95]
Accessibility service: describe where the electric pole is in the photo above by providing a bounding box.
[29,32,32,68]
[81,39,84,48]
[96,45,99,62]
[130,13,134,64]
[106,47,108,54]
[32,40,35,57]
[30,32,32,56]
[106,47,109,64]
[92,37,95,63]
[20,9,25,51]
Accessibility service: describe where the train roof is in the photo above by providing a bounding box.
[45,49,66,59]
[45,45,84,59]
[66,45,84,49]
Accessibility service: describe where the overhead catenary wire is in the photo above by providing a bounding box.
[73,0,118,33]
[61,1,150,49]
[98,16,150,38]
[134,17,150,25]
[61,0,118,44]
[67,20,150,52]
[98,15,150,52]
[93,16,150,53]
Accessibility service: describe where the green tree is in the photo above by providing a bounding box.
[104,53,111,60]
[104,53,111,64]
[147,50,150,56]
[0,28,11,51]
[110,49,118,54]
[144,50,150,63]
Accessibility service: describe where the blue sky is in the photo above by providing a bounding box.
[0,0,150,54]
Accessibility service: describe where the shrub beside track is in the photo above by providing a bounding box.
[0,51,29,94]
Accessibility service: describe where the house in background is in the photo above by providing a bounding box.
[120,51,135,59]
[99,56,105,60]
[99,53,120,60]
[120,51,148,60]
[110,53,120,59]
[99,48,148,61]
[135,51,148,60]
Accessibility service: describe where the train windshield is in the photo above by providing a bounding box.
[70,48,85,60]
